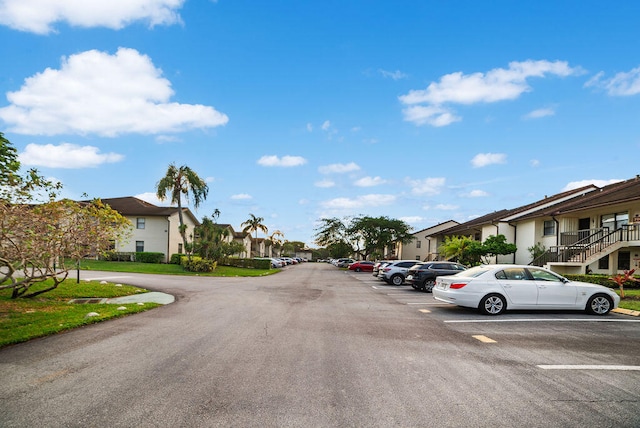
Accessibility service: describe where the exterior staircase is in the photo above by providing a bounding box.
[531,225,640,272]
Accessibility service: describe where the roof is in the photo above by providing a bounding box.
[439,184,601,235]
[97,196,200,225]
[440,209,511,235]
[514,177,640,221]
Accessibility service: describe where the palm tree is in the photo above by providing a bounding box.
[269,230,285,256]
[242,213,268,256]
[156,163,209,258]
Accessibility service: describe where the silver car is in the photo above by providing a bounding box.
[433,264,620,315]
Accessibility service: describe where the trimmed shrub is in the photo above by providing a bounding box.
[169,253,183,265]
[101,252,134,262]
[135,252,165,264]
[221,257,270,269]
[564,273,639,289]
[182,256,217,272]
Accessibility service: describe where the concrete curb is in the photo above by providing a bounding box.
[612,308,640,317]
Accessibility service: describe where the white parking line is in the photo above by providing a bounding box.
[406,302,449,305]
[538,365,640,371]
[445,318,640,323]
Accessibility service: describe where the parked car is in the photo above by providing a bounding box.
[433,264,620,315]
[406,261,467,292]
[348,261,375,272]
[372,261,392,277]
[378,260,422,285]
[336,258,355,268]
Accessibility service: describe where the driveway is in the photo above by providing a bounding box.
[1,263,639,427]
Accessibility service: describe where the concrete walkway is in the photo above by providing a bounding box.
[105,291,175,305]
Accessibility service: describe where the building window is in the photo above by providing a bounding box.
[543,220,556,236]
[598,256,609,270]
[136,217,145,229]
[602,212,628,232]
[136,241,144,252]
[416,240,421,249]
[415,256,420,260]
[618,251,630,271]
[178,243,183,254]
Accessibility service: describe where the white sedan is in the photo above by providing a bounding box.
[433,264,620,315]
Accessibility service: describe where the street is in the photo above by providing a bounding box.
[1,263,639,427]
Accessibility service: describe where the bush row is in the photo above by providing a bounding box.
[564,274,640,289]
[101,251,164,263]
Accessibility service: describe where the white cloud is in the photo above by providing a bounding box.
[435,204,459,210]
[314,179,335,188]
[257,155,307,167]
[585,67,640,96]
[354,176,386,187]
[321,194,396,210]
[19,143,123,168]
[401,105,461,127]
[306,123,313,132]
[205,176,215,183]
[321,120,331,131]
[464,189,489,198]
[530,159,540,167]
[471,153,507,168]
[135,192,166,206]
[562,179,623,191]
[318,162,360,174]
[524,107,555,119]
[379,69,408,80]
[0,48,228,136]
[406,177,446,195]
[400,60,580,126]
[231,193,252,200]
[399,216,423,224]
[0,0,185,34]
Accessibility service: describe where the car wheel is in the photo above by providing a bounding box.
[391,274,404,286]
[355,267,361,272]
[424,279,436,293]
[479,294,506,315]
[586,294,613,315]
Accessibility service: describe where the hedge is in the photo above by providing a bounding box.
[221,257,271,269]
[134,252,165,264]
[564,273,640,289]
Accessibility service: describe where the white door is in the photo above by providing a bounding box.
[527,267,577,307]
[496,267,538,305]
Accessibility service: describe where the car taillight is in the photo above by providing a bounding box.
[383,268,391,272]
[449,283,467,289]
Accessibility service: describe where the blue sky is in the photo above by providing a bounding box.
[1,1,640,246]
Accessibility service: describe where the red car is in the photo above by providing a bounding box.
[347,261,375,272]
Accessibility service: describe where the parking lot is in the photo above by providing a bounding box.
[348,268,640,371]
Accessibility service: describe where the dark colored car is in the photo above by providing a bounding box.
[406,261,467,292]
[348,261,375,272]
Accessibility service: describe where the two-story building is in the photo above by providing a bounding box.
[101,197,200,262]
[432,176,640,275]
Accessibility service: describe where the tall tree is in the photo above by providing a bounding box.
[242,213,268,256]
[349,216,414,260]
[269,230,285,256]
[156,163,209,258]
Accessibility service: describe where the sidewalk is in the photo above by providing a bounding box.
[105,292,175,305]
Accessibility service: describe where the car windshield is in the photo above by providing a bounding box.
[453,265,491,278]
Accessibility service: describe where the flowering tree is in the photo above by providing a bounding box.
[0,133,130,298]
[0,199,131,298]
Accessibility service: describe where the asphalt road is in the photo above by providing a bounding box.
[1,263,640,427]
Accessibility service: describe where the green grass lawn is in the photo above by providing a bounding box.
[77,259,278,277]
[616,288,640,311]
[0,279,160,348]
